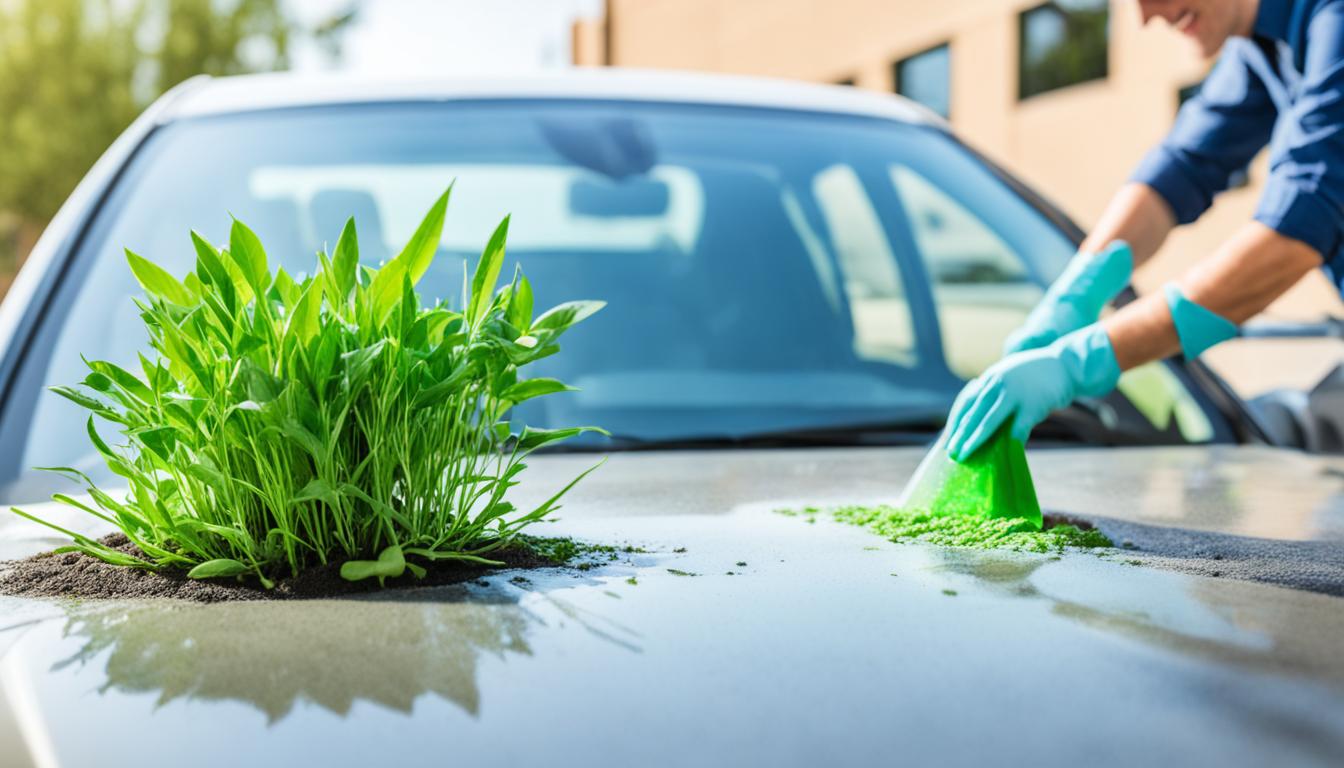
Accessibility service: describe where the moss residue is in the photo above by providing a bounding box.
[782,505,1112,554]
[518,535,648,566]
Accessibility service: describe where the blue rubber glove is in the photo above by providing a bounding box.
[1164,283,1238,359]
[946,323,1121,462]
[1004,241,1133,355]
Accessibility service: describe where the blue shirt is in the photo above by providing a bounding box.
[1131,0,1344,291]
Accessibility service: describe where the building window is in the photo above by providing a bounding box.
[1019,0,1109,100]
[894,43,951,118]
[1179,82,1250,189]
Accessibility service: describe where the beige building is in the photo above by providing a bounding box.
[573,0,1344,397]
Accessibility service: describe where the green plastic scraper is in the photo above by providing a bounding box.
[896,426,1043,530]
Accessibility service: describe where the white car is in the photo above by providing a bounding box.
[0,70,1341,767]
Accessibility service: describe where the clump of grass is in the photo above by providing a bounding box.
[11,187,606,587]
[780,505,1113,554]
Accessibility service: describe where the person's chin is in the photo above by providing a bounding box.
[1197,34,1228,59]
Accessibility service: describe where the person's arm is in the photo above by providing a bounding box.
[1078,182,1177,270]
[947,10,1344,462]
[1003,41,1275,356]
[1103,223,1323,369]
[945,224,1320,461]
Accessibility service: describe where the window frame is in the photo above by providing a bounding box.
[1018,0,1110,101]
[893,42,952,119]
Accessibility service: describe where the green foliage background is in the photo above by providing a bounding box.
[1018,2,1109,100]
[0,0,350,258]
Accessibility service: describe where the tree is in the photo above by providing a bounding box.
[0,0,143,226]
[0,0,350,243]
[154,0,292,94]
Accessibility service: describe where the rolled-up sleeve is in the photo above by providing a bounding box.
[1254,1,1344,259]
[1131,40,1279,224]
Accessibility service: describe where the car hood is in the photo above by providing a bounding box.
[2,444,1343,767]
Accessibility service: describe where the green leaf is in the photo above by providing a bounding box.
[183,272,205,298]
[34,465,96,486]
[221,251,255,305]
[186,462,230,495]
[501,378,576,404]
[187,559,250,580]
[190,231,236,313]
[82,371,113,391]
[49,386,125,424]
[49,493,119,526]
[331,217,360,301]
[293,477,340,506]
[235,359,285,404]
[508,271,534,331]
[278,418,326,460]
[468,215,510,325]
[228,217,271,298]
[366,258,408,327]
[396,185,451,285]
[411,363,474,410]
[511,457,607,527]
[286,280,322,347]
[132,426,178,461]
[125,248,194,306]
[518,425,609,453]
[9,507,151,569]
[84,416,136,478]
[402,548,504,566]
[396,271,418,340]
[272,268,301,308]
[339,544,407,585]
[533,300,605,334]
[86,359,154,405]
[178,521,257,552]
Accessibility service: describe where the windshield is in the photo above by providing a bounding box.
[0,100,1223,498]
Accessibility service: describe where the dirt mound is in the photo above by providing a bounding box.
[0,533,559,603]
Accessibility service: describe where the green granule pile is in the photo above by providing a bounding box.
[518,535,648,566]
[787,505,1112,554]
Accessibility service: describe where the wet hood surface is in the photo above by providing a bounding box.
[2,444,1343,767]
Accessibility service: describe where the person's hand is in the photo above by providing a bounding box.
[947,324,1121,462]
[1004,241,1133,355]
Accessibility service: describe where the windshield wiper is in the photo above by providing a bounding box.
[548,419,947,452]
[540,405,1139,454]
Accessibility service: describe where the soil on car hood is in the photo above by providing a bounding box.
[0,533,561,602]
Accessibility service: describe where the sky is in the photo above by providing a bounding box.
[287,0,604,75]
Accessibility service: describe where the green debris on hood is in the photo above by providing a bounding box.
[776,427,1112,553]
[829,504,1113,554]
[898,427,1043,529]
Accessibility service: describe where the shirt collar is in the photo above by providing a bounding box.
[1253,0,1295,41]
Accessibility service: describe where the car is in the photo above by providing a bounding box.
[0,70,1341,767]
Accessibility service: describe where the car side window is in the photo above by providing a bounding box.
[811,164,918,367]
[890,165,1041,380]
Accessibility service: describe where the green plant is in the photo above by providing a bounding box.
[11,187,606,586]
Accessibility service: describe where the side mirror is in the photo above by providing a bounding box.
[1305,364,1344,452]
[1250,364,1344,453]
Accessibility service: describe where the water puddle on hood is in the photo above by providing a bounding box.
[925,548,1344,685]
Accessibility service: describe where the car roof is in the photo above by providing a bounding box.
[159,68,944,126]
